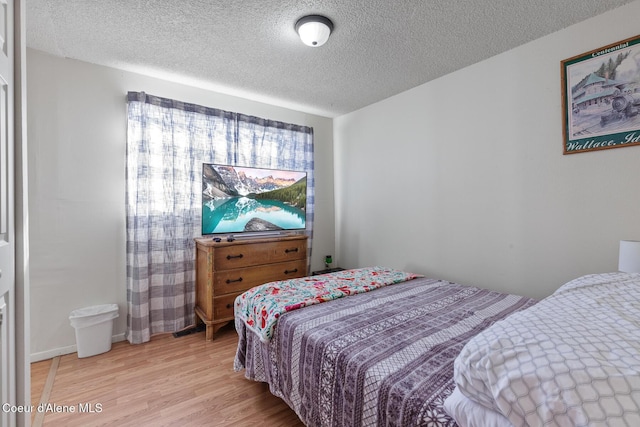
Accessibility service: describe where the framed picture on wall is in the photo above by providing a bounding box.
[561,34,640,154]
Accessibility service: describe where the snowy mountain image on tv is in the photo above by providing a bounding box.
[202,164,307,235]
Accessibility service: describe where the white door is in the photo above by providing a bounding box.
[0,0,19,426]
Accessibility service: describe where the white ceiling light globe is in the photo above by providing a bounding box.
[295,15,334,47]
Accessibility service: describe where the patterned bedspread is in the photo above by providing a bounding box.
[234,275,536,426]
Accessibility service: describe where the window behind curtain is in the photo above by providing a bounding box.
[125,92,314,344]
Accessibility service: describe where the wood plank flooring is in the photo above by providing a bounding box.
[30,322,305,426]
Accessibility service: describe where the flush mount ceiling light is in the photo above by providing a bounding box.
[295,15,333,47]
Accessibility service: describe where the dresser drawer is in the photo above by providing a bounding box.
[213,293,239,320]
[214,259,307,295]
[214,239,307,269]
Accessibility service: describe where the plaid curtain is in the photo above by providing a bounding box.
[125,92,314,344]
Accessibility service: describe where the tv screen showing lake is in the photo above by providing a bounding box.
[202,197,306,234]
[201,163,307,234]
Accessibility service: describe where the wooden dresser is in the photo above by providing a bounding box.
[194,234,308,340]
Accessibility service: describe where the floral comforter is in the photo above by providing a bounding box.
[234,266,421,342]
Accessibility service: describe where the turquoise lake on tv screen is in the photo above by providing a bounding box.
[202,197,305,234]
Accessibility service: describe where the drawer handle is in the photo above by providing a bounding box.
[226,303,233,309]
[285,248,299,253]
[284,268,298,275]
[226,277,243,284]
[226,254,244,260]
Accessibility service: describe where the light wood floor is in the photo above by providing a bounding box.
[30,322,305,426]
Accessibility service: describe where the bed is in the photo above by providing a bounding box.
[446,271,640,426]
[233,267,536,426]
[233,267,640,426]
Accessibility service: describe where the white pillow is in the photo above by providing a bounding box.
[453,273,640,426]
[443,387,512,427]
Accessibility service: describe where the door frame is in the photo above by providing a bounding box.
[14,0,30,425]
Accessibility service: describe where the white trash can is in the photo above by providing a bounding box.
[69,304,119,358]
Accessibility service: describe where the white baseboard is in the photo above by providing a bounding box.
[30,333,126,362]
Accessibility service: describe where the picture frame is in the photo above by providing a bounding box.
[561,34,640,154]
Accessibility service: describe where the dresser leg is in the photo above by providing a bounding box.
[195,306,215,341]
[206,322,231,341]
[197,316,230,341]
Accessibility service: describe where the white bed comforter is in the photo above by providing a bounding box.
[452,272,640,427]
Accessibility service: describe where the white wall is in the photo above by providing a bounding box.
[27,50,335,360]
[334,1,640,300]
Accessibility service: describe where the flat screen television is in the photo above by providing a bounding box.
[201,163,307,236]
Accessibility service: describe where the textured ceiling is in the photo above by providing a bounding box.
[27,0,635,117]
